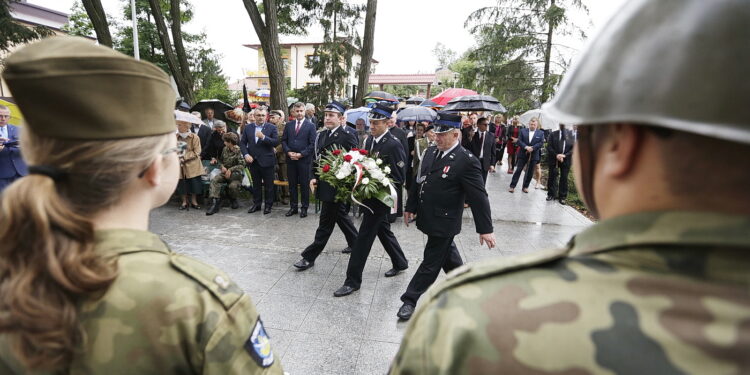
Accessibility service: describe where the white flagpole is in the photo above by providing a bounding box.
[131,0,139,60]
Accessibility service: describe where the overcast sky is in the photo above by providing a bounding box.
[31,0,626,81]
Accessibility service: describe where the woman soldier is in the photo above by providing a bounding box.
[0,37,282,374]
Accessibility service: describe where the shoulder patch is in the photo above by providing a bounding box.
[169,253,244,310]
[244,319,274,368]
[427,246,573,301]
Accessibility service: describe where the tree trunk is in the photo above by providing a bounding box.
[355,0,377,107]
[147,0,194,104]
[81,0,113,47]
[169,0,194,93]
[539,0,555,104]
[242,0,288,115]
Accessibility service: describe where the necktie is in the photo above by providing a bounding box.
[295,120,301,135]
[436,151,443,160]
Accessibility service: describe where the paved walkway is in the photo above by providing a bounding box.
[149,157,591,374]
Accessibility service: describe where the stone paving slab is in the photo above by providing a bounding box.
[149,155,591,374]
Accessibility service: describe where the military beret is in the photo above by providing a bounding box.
[2,36,176,140]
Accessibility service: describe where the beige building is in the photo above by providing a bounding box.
[242,41,378,98]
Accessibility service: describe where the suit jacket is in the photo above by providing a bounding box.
[388,127,409,167]
[469,130,497,171]
[517,128,545,162]
[200,130,225,161]
[282,118,316,161]
[314,126,358,202]
[0,124,27,178]
[203,118,225,130]
[191,124,212,150]
[546,129,574,168]
[406,145,493,238]
[460,127,476,149]
[363,133,407,214]
[240,122,279,168]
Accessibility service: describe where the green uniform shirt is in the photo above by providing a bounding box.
[390,211,750,374]
[219,145,245,177]
[0,229,283,375]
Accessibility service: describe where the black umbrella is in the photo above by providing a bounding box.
[242,84,252,113]
[397,106,437,122]
[405,96,426,105]
[419,99,444,109]
[443,95,507,113]
[364,90,399,103]
[190,99,234,121]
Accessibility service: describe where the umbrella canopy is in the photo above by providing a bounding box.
[364,91,399,103]
[519,109,559,130]
[430,88,478,106]
[397,106,437,122]
[174,110,203,125]
[419,99,444,109]
[190,99,234,121]
[443,95,507,113]
[405,96,426,105]
[345,106,371,129]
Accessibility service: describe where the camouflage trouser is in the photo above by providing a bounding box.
[209,173,242,199]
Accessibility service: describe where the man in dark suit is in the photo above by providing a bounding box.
[240,107,279,214]
[387,111,408,221]
[546,124,575,205]
[282,102,317,217]
[334,103,409,297]
[190,111,212,150]
[397,112,496,320]
[469,117,497,184]
[509,117,545,193]
[293,101,359,270]
[0,105,27,192]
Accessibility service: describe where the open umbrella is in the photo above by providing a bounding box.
[443,95,507,113]
[405,96,426,105]
[174,110,203,125]
[190,99,234,121]
[364,90,399,103]
[345,106,371,129]
[419,99,444,109]
[397,106,437,122]
[519,109,559,129]
[430,88,478,106]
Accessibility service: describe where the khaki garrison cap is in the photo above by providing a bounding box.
[2,36,176,139]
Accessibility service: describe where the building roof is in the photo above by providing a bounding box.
[368,74,437,85]
[243,41,379,64]
[11,1,68,29]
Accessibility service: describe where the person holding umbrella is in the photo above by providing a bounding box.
[175,113,204,210]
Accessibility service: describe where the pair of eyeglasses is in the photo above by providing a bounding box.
[137,141,187,178]
[0,115,10,118]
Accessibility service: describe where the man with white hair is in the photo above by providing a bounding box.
[305,103,318,128]
[0,105,27,192]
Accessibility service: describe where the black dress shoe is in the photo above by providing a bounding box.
[293,258,314,270]
[559,199,567,205]
[341,246,352,254]
[300,208,307,218]
[285,208,298,217]
[333,285,359,297]
[397,304,415,320]
[546,196,555,201]
[247,204,260,213]
[384,268,406,277]
[263,206,272,214]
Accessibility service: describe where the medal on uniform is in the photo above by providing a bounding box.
[442,165,450,178]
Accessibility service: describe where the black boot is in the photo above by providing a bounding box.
[206,198,221,216]
[230,198,239,209]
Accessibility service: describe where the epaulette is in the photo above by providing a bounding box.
[169,252,245,310]
[426,245,574,301]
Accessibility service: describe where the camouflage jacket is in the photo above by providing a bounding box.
[219,145,245,177]
[390,211,750,375]
[0,229,283,375]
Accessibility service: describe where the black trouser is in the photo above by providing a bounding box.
[301,201,358,262]
[401,236,463,306]
[287,158,312,209]
[510,156,538,189]
[345,210,408,289]
[249,163,275,206]
[547,161,571,199]
[496,143,505,164]
[481,169,489,184]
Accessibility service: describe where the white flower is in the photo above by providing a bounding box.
[370,169,385,181]
[361,177,370,185]
[347,151,364,163]
[383,166,391,174]
[363,159,377,170]
[335,162,352,179]
[376,159,383,165]
[381,177,391,186]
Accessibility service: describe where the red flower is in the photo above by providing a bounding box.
[332,149,342,156]
[322,164,331,173]
[359,149,368,155]
[352,148,359,151]
[344,155,353,162]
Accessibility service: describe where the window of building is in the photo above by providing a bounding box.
[306,55,320,66]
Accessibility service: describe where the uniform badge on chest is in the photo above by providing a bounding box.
[442,165,450,178]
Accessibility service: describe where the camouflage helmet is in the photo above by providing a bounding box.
[544,0,750,144]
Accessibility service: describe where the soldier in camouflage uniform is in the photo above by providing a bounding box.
[390,1,750,374]
[0,37,282,374]
[206,132,245,215]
